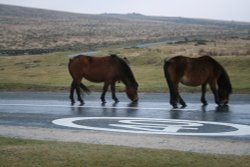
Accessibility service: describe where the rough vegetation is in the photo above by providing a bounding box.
[0,39,250,92]
[1,4,250,55]
[0,5,250,166]
[0,4,250,93]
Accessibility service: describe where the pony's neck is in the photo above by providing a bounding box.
[122,78,132,88]
[217,67,232,94]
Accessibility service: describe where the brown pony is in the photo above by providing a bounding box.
[68,54,139,105]
[163,55,232,108]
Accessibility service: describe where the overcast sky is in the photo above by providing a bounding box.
[1,0,250,22]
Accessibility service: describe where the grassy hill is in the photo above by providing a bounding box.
[0,4,250,93]
[1,4,250,55]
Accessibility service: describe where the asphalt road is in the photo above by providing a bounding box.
[0,91,250,141]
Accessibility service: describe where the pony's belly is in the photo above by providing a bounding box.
[84,76,105,83]
[180,76,202,86]
[84,73,117,83]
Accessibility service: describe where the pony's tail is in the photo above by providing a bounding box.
[68,57,91,94]
[80,83,91,94]
[217,67,232,94]
[68,58,74,79]
[163,59,175,94]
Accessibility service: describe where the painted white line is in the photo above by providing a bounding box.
[0,103,198,111]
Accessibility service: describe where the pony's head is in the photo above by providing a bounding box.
[112,54,139,102]
[126,82,139,102]
[217,68,232,105]
[218,88,231,105]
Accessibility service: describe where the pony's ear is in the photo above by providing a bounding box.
[123,57,130,64]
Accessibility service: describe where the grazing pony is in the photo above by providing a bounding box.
[163,55,232,108]
[68,54,139,105]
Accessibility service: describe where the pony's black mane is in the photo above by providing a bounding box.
[111,54,138,87]
[207,56,232,94]
[217,66,232,93]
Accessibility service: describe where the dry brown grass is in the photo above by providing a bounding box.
[1,39,249,92]
[1,4,250,52]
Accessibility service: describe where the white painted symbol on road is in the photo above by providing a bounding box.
[110,119,203,133]
[52,117,250,136]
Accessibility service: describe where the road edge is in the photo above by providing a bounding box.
[0,125,250,155]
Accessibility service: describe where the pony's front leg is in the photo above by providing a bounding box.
[100,83,109,103]
[170,98,178,108]
[111,82,119,103]
[201,84,208,106]
[209,82,220,105]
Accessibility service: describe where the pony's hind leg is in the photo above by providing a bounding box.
[164,62,179,108]
[175,84,186,107]
[69,81,75,105]
[73,80,84,105]
[178,93,186,107]
[169,87,179,108]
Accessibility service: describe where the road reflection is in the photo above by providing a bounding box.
[68,101,250,126]
[201,105,230,112]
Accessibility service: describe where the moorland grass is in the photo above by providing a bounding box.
[0,136,250,167]
[0,39,250,93]
[0,40,250,166]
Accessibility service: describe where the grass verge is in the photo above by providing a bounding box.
[0,136,250,167]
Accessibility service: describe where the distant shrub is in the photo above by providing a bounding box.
[246,49,250,55]
[194,39,207,46]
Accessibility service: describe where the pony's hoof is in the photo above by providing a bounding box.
[172,105,178,109]
[181,104,187,108]
[170,102,178,109]
[79,102,84,106]
[180,102,187,108]
[201,100,208,106]
[70,98,75,105]
[202,102,208,106]
[114,99,119,103]
[101,97,106,104]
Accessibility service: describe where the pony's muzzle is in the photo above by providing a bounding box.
[219,99,229,106]
[222,100,228,106]
[132,96,139,102]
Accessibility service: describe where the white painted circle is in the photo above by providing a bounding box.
[52,117,250,136]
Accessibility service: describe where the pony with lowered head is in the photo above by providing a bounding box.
[163,55,232,108]
[68,54,139,105]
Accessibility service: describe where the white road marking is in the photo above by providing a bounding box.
[0,103,198,111]
[52,117,250,136]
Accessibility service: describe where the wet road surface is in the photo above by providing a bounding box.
[0,92,250,140]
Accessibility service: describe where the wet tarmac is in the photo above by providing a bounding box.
[0,92,250,140]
